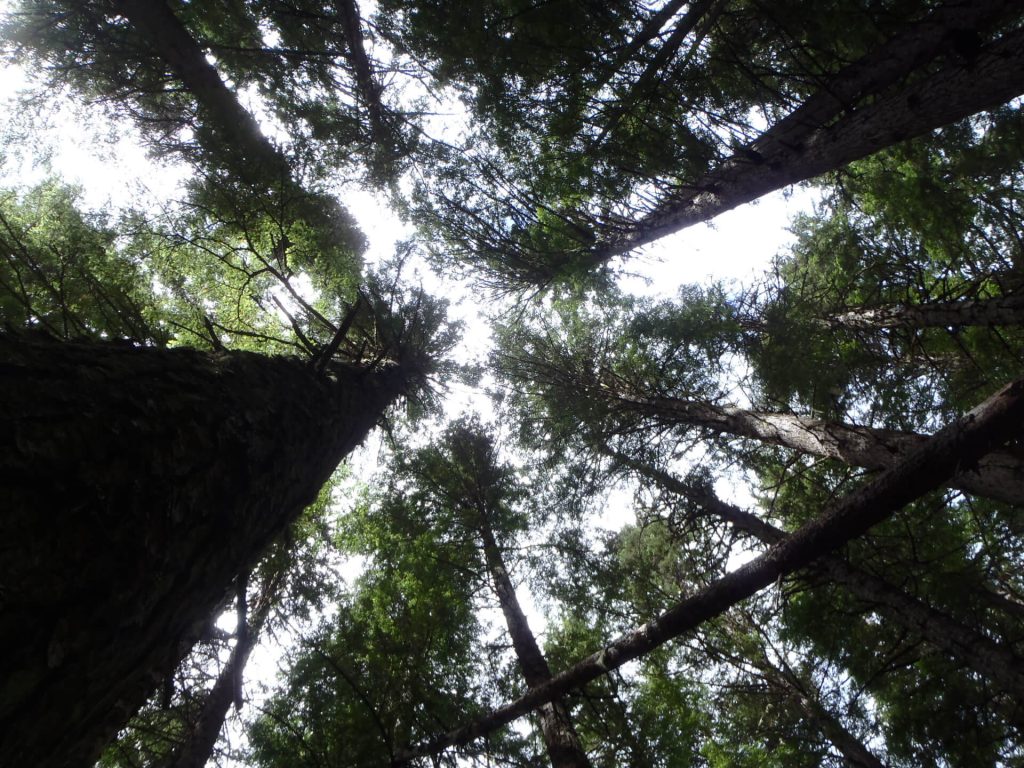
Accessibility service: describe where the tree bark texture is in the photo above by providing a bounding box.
[612,452,1024,705]
[608,389,1024,504]
[393,375,1024,763]
[476,517,592,768]
[588,9,1024,263]
[827,294,1024,330]
[0,332,408,767]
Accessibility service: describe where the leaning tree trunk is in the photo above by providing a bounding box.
[476,514,592,768]
[584,10,1024,265]
[603,386,1024,504]
[608,450,1024,704]
[825,293,1024,330]
[156,563,283,768]
[757,656,888,768]
[0,332,410,768]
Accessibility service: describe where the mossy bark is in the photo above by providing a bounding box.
[0,332,408,767]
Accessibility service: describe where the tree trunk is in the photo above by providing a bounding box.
[0,332,409,768]
[826,294,1024,330]
[157,565,282,768]
[605,387,1024,504]
[610,450,1024,703]
[586,10,1024,263]
[393,375,1024,763]
[476,514,592,768]
[760,659,887,768]
[112,0,289,182]
[336,0,399,174]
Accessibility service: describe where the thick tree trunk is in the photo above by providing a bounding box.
[611,451,1024,703]
[476,516,592,768]
[393,375,1024,763]
[606,387,1024,504]
[826,294,1024,330]
[0,332,409,768]
[586,8,1024,263]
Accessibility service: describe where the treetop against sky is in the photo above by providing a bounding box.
[1,1,1023,766]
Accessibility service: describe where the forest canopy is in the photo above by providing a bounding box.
[1,1,1023,767]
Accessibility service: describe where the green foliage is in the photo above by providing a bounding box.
[4,3,1024,767]
[746,107,1024,417]
[0,179,166,342]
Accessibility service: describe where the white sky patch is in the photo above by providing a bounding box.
[621,185,821,298]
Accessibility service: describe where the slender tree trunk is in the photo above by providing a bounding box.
[393,375,1024,763]
[595,0,725,140]
[476,513,592,768]
[604,386,1024,504]
[336,0,399,174]
[586,10,1024,263]
[592,0,688,94]
[758,658,887,768]
[0,332,409,768]
[112,0,288,181]
[609,450,1024,702]
[157,566,282,768]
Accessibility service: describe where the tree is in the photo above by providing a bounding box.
[495,295,1024,503]
[403,423,593,767]
[3,1,1024,765]
[0,326,427,767]
[398,0,1024,285]
[606,448,1024,707]
[394,375,1024,761]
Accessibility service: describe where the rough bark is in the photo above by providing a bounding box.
[476,516,592,768]
[586,11,1024,263]
[826,294,1024,330]
[0,332,410,768]
[611,451,1024,704]
[606,388,1024,504]
[393,375,1024,763]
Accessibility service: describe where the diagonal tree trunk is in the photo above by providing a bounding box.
[602,385,1024,504]
[336,0,402,176]
[392,375,1024,763]
[0,331,411,768]
[607,449,1024,703]
[475,509,592,768]
[109,0,363,246]
[112,0,290,182]
[751,649,888,768]
[709,611,888,768]
[583,9,1024,265]
[156,564,284,768]
[594,0,725,142]
[824,293,1024,330]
